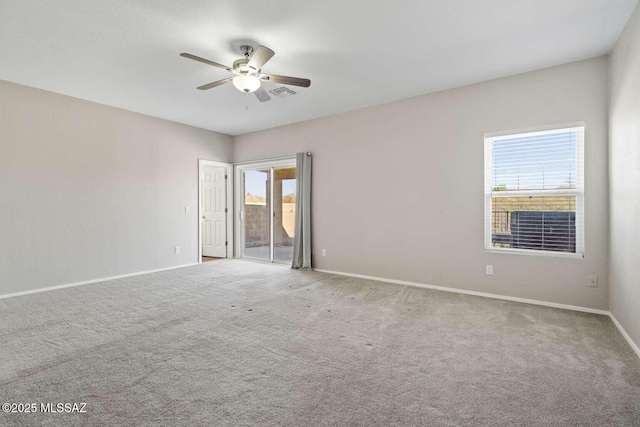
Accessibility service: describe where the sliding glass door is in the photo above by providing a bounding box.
[236,159,297,264]
[242,169,270,261]
[273,166,297,262]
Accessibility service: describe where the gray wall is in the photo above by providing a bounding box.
[609,4,640,348]
[0,80,232,295]
[234,57,610,310]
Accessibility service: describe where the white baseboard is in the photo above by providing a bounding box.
[313,268,609,315]
[609,314,640,359]
[0,263,199,300]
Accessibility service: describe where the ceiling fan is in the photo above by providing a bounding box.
[180,45,311,103]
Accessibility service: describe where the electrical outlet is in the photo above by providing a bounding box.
[185,206,190,213]
[175,246,180,254]
[588,276,598,288]
[486,265,493,275]
[321,249,327,256]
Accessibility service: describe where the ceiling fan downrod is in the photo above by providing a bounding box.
[240,45,254,58]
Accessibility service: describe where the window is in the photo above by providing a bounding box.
[484,126,584,256]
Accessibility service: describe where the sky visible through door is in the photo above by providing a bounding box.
[245,170,296,200]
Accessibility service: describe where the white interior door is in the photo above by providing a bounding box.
[201,165,227,257]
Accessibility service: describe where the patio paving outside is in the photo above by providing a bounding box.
[243,245,293,263]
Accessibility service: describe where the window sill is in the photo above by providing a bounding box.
[485,248,584,259]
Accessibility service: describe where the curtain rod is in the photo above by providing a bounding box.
[233,152,311,165]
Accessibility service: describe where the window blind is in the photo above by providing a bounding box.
[484,126,584,256]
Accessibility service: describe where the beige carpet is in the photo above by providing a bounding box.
[0,260,639,426]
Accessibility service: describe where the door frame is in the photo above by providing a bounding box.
[198,159,233,263]
[234,158,296,261]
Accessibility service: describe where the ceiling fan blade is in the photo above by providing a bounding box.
[260,73,311,88]
[197,78,234,90]
[180,53,232,72]
[248,45,275,71]
[254,86,271,102]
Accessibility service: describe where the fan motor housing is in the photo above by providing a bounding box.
[233,58,249,70]
[233,58,260,76]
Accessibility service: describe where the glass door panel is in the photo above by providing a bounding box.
[242,169,270,261]
[273,167,296,263]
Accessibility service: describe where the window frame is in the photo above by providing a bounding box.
[484,124,585,258]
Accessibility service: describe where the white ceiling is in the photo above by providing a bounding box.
[0,0,637,136]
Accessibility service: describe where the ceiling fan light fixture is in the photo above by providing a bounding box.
[232,74,261,93]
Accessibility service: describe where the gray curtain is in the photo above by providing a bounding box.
[292,152,312,269]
